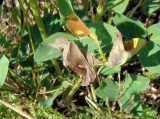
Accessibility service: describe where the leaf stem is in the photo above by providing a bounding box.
[94,37,107,62]
[64,79,82,104]
[94,0,106,21]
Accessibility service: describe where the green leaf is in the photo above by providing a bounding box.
[34,32,77,62]
[118,74,150,110]
[138,41,160,73]
[113,13,147,40]
[107,0,129,13]
[88,21,119,46]
[57,0,74,23]
[96,79,119,101]
[75,10,92,24]
[147,23,160,46]
[40,81,70,107]
[144,0,160,14]
[31,13,62,49]
[130,95,142,116]
[100,65,121,75]
[0,55,9,86]
[76,36,98,51]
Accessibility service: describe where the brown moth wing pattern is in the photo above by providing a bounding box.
[80,49,102,66]
[106,32,129,66]
[63,41,96,86]
[48,38,97,86]
[48,38,70,50]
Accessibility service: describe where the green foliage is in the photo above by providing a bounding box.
[118,74,150,115]
[142,104,158,119]
[144,0,160,14]
[88,21,119,46]
[40,81,70,107]
[138,41,160,73]
[57,0,74,23]
[1,0,160,118]
[107,0,129,13]
[0,55,9,86]
[100,65,121,75]
[34,32,78,62]
[147,23,160,45]
[96,78,119,101]
[113,13,147,40]
[29,103,66,119]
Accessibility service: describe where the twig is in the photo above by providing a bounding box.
[15,2,29,77]
[0,99,34,119]
[38,85,70,94]
[90,84,97,102]
[111,82,124,111]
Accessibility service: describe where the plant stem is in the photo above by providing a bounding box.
[89,0,94,20]
[29,0,47,40]
[44,0,49,14]
[106,97,112,118]
[64,79,82,104]
[15,2,29,76]
[94,0,106,21]
[51,59,63,81]
[83,0,90,14]
[90,84,97,102]
[127,0,143,17]
[94,37,107,62]
[0,99,34,119]
[29,0,62,78]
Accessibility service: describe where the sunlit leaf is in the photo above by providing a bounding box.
[96,78,119,101]
[0,55,9,86]
[118,74,150,110]
[144,0,160,14]
[124,38,147,57]
[107,0,129,13]
[34,32,77,62]
[57,0,74,23]
[65,12,96,40]
[106,32,129,66]
[147,23,160,46]
[138,41,160,73]
[113,13,147,40]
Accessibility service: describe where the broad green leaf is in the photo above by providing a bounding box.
[96,79,119,101]
[88,21,119,46]
[138,41,160,73]
[118,74,150,110]
[107,0,129,13]
[34,32,78,62]
[0,55,9,86]
[100,65,121,75]
[40,81,70,107]
[76,36,98,51]
[144,0,160,14]
[147,23,160,46]
[113,13,147,40]
[57,0,74,23]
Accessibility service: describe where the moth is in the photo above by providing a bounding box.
[48,38,101,86]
